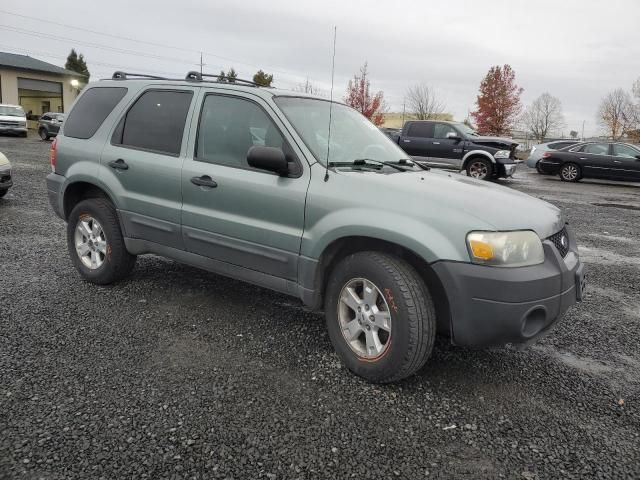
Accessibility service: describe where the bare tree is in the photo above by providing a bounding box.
[521,93,565,142]
[406,83,446,120]
[597,88,636,140]
[293,77,323,96]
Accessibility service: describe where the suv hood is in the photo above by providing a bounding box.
[333,168,563,240]
[468,135,518,149]
[0,114,26,122]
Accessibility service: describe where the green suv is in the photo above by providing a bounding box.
[46,71,585,383]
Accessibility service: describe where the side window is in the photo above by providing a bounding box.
[113,90,193,156]
[64,87,127,139]
[582,143,610,155]
[612,144,640,158]
[196,95,289,170]
[406,122,433,138]
[433,123,458,139]
[41,115,51,121]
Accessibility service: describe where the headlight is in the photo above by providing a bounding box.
[493,150,511,159]
[466,230,544,267]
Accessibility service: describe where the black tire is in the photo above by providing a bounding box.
[39,128,50,141]
[67,198,136,285]
[0,189,7,198]
[20,132,28,138]
[465,157,493,180]
[559,162,581,182]
[535,161,545,174]
[324,251,436,383]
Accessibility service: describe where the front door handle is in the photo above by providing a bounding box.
[108,159,129,170]
[432,142,440,145]
[190,175,218,188]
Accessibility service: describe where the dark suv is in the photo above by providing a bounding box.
[388,120,519,180]
[38,112,65,140]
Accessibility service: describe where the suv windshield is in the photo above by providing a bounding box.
[274,97,409,167]
[0,106,25,117]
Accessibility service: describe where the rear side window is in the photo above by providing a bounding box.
[406,122,433,138]
[112,90,193,156]
[549,141,575,150]
[64,87,127,139]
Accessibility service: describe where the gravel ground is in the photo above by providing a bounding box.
[1,133,639,479]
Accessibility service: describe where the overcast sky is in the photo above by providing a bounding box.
[3,0,639,136]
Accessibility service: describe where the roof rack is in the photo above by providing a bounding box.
[185,71,264,87]
[112,71,169,80]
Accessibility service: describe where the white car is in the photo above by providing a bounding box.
[0,151,12,198]
[0,104,28,137]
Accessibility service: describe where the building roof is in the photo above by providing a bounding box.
[0,52,83,77]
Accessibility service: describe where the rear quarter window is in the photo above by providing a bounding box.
[64,87,127,139]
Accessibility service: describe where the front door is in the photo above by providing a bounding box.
[610,143,640,181]
[101,87,198,249]
[428,123,464,169]
[180,90,309,281]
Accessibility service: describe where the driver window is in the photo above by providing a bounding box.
[433,123,458,139]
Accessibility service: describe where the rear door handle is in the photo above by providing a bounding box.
[190,175,218,188]
[432,142,440,145]
[403,139,411,143]
[108,159,129,170]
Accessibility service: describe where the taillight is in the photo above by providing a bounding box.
[50,138,57,172]
[542,152,552,159]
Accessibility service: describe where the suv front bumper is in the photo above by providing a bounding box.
[432,228,583,346]
[0,164,12,190]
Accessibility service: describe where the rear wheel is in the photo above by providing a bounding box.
[559,162,581,182]
[0,189,7,198]
[67,198,136,285]
[324,251,436,383]
[466,157,493,180]
[39,128,50,141]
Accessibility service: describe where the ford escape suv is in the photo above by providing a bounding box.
[46,71,585,383]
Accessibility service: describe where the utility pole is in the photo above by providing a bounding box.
[401,98,406,127]
[581,120,585,141]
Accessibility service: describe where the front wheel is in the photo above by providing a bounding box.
[0,189,7,198]
[466,158,493,180]
[559,163,581,182]
[67,198,136,285]
[324,252,436,383]
[39,128,50,141]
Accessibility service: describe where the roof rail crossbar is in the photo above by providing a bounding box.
[185,70,264,87]
[112,71,169,80]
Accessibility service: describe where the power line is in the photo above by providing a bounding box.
[0,9,320,83]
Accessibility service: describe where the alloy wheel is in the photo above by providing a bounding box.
[469,161,489,179]
[74,215,107,270]
[337,278,392,359]
[561,164,578,181]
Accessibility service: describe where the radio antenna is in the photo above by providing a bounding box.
[324,26,337,182]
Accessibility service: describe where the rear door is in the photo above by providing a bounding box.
[398,122,433,162]
[574,143,614,179]
[101,86,199,249]
[180,89,309,281]
[611,143,640,181]
[428,123,464,169]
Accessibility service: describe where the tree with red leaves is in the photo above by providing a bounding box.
[471,64,523,136]
[344,62,387,126]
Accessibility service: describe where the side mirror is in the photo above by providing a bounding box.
[636,154,640,160]
[247,146,289,176]
[446,132,461,141]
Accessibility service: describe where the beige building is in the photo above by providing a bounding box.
[0,52,84,128]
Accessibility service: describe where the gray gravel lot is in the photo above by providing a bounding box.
[1,133,639,479]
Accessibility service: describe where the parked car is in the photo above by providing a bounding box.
[538,141,640,182]
[526,140,580,172]
[385,120,518,180]
[38,112,66,140]
[0,104,28,137]
[0,151,13,198]
[46,71,584,383]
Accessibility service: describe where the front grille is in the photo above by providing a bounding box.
[548,227,570,258]
[0,120,19,127]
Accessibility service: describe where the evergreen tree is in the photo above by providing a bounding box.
[253,70,274,87]
[65,49,90,81]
